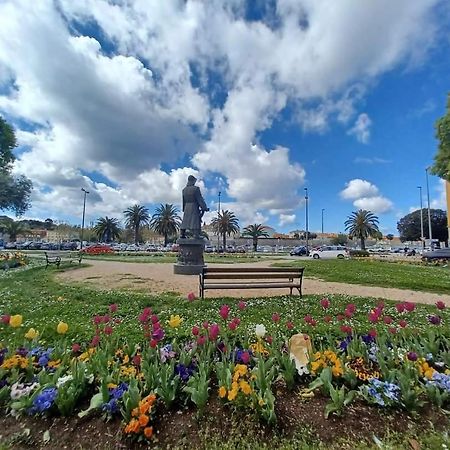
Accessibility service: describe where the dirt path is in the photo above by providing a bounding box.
[57,259,450,306]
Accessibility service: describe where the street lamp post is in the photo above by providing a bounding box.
[321,208,325,235]
[217,191,221,253]
[417,186,424,247]
[80,188,89,250]
[304,187,309,254]
[425,167,433,242]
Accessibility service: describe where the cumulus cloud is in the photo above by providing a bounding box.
[279,214,296,226]
[353,196,393,214]
[341,179,393,214]
[341,179,379,200]
[347,113,372,143]
[0,0,442,224]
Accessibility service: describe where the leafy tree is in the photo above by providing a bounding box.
[0,218,29,242]
[431,93,450,180]
[330,233,348,246]
[93,217,121,243]
[149,204,181,247]
[0,117,33,215]
[386,234,394,241]
[123,204,150,245]
[242,224,270,252]
[44,218,55,230]
[344,209,380,250]
[210,210,240,249]
[397,209,448,243]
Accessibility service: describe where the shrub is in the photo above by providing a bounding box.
[349,250,370,258]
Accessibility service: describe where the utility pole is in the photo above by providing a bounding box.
[417,186,424,248]
[80,188,89,250]
[425,167,433,242]
[304,187,309,254]
[217,191,221,253]
[321,208,325,235]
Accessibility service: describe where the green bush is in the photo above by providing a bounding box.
[349,250,370,257]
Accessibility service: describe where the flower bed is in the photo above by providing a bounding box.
[0,252,28,270]
[1,294,449,448]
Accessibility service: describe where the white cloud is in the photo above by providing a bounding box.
[347,113,372,143]
[353,196,393,214]
[341,179,379,200]
[431,179,447,209]
[279,214,296,226]
[354,157,391,164]
[0,0,442,223]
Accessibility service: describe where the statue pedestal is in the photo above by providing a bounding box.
[173,238,205,275]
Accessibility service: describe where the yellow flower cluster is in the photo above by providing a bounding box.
[124,393,156,440]
[78,348,96,362]
[310,350,343,377]
[417,358,436,380]
[249,341,269,356]
[347,357,380,381]
[1,355,29,370]
[219,364,253,401]
[167,314,183,328]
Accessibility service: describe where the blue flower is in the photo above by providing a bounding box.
[28,387,57,415]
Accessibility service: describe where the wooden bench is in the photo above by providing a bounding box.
[44,251,83,268]
[199,266,304,299]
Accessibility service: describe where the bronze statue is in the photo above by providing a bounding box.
[180,175,208,239]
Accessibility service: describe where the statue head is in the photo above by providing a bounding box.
[187,175,197,185]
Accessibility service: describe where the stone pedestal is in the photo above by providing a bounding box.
[173,238,205,275]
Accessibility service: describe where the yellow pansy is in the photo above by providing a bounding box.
[24,328,39,340]
[167,315,183,328]
[239,380,252,395]
[9,314,23,328]
[227,388,238,401]
[56,321,69,334]
[218,386,227,398]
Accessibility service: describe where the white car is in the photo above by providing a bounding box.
[309,245,348,259]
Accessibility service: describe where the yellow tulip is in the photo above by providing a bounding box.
[9,314,23,328]
[56,321,69,334]
[167,314,183,328]
[25,328,39,340]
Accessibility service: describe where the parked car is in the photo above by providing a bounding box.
[421,248,450,261]
[290,246,308,256]
[80,244,113,254]
[4,242,17,249]
[61,241,78,250]
[309,246,348,259]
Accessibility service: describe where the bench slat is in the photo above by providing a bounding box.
[204,267,302,273]
[204,282,300,289]
[204,273,299,280]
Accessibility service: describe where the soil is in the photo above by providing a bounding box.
[1,388,447,449]
[57,259,450,306]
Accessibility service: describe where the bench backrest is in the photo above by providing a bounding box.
[202,267,304,279]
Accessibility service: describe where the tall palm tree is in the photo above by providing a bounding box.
[344,209,380,251]
[123,204,150,245]
[149,204,181,246]
[242,224,270,252]
[0,219,29,242]
[93,217,121,243]
[210,210,240,250]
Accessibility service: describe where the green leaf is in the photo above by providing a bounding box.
[77,392,103,418]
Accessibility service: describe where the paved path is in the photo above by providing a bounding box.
[57,259,450,305]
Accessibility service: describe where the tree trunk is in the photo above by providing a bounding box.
[164,232,168,247]
[360,237,366,250]
[222,233,226,251]
[253,237,257,252]
[134,226,138,245]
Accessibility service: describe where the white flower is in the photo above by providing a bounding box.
[10,381,39,400]
[255,324,266,338]
[56,374,73,387]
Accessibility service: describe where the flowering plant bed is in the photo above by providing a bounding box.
[0,252,28,270]
[1,289,449,449]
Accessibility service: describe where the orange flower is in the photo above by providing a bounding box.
[124,419,140,434]
[139,414,149,427]
[139,402,149,415]
[131,407,139,417]
[218,386,227,398]
[144,426,153,439]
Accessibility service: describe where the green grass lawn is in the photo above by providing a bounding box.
[1,265,449,347]
[275,258,450,295]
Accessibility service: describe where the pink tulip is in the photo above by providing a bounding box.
[240,351,250,364]
[132,355,141,366]
[209,323,220,341]
[1,314,10,324]
[219,304,231,320]
[151,314,159,324]
[109,304,118,313]
[228,321,237,331]
[399,319,408,328]
[104,325,113,335]
[187,292,196,302]
[150,338,158,348]
[320,298,330,309]
[197,335,207,346]
[383,316,393,324]
[368,329,377,338]
[272,313,280,323]
[72,343,81,353]
[388,327,397,334]
[436,301,446,310]
[396,303,405,313]
[238,300,246,310]
[90,335,100,347]
[404,302,415,312]
[202,321,209,329]
[286,321,294,330]
[192,325,200,336]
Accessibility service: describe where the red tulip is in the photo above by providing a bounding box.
[192,325,200,336]
[383,316,393,324]
[320,298,330,309]
[324,315,332,323]
[72,343,81,353]
[109,304,118,313]
[219,304,231,320]
[404,302,415,312]
[399,319,408,328]
[436,301,446,310]
[286,321,294,330]
[272,313,280,323]
[238,300,246,310]
[395,303,405,313]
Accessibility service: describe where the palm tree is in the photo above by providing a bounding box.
[210,210,240,250]
[344,209,380,251]
[93,217,121,243]
[123,204,150,245]
[0,219,29,242]
[149,204,181,246]
[242,224,270,252]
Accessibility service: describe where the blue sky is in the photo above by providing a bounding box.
[0,0,449,235]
